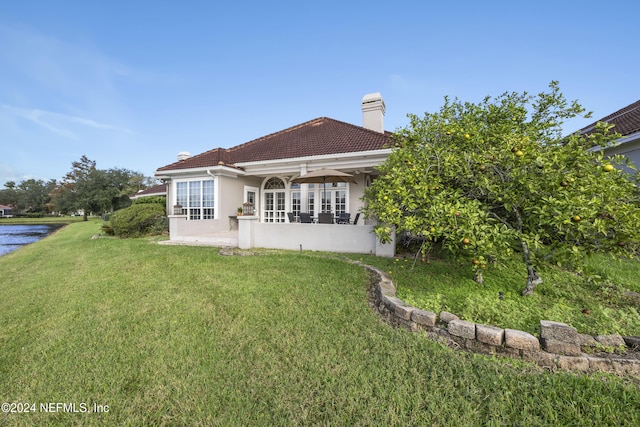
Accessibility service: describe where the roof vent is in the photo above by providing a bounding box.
[177,151,191,161]
[362,93,385,133]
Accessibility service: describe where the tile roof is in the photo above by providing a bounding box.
[580,99,640,137]
[156,117,393,172]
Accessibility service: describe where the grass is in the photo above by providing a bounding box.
[0,221,639,426]
[356,249,640,337]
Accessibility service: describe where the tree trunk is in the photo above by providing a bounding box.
[474,271,484,285]
[520,240,542,296]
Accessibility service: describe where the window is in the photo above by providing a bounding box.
[307,184,315,217]
[244,186,258,216]
[263,177,286,223]
[290,183,301,221]
[318,182,347,215]
[175,178,215,220]
[334,186,347,215]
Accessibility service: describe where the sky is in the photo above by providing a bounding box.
[1,0,639,187]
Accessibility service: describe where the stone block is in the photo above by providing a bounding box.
[623,336,640,349]
[504,329,540,351]
[465,339,496,355]
[539,320,578,344]
[555,355,589,371]
[382,295,403,312]
[476,324,504,346]
[531,351,557,369]
[411,309,436,327]
[378,277,396,296]
[610,359,640,376]
[578,333,599,347]
[394,317,417,332]
[448,319,476,339]
[594,334,626,347]
[440,311,459,324]
[540,338,581,356]
[394,303,415,320]
[586,357,613,374]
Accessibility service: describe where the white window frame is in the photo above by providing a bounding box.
[174,177,217,220]
[315,182,349,216]
[244,185,259,215]
[262,177,287,223]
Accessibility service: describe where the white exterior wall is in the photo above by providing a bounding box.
[239,216,395,257]
[604,134,640,174]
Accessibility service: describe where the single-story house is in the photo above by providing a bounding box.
[579,99,640,171]
[0,204,12,217]
[130,184,167,200]
[155,93,396,256]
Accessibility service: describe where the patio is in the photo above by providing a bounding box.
[165,213,396,257]
[237,216,395,257]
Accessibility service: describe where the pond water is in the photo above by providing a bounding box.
[0,224,63,257]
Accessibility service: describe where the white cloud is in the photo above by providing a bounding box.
[0,23,140,135]
[1,104,132,139]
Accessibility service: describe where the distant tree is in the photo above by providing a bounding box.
[0,181,18,208]
[50,156,152,218]
[128,173,160,193]
[364,82,640,296]
[104,168,147,212]
[16,179,55,213]
[51,155,99,220]
[132,195,166,206]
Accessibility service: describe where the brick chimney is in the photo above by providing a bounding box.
[361,92,385,133]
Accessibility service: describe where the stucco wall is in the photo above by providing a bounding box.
[239,217,395,257]
[169,215,230,236]
[604,136,640,174]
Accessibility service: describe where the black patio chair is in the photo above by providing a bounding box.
[299,212,312,223]
[287,212,296,223]
[336,213,351,224]
[318,212,334,224]
[351,212,360,225]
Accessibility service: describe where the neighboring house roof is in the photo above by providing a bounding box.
[579,99,640,136]
[156,117,393,172]
[130,184,167,199]
[0,204,11,210]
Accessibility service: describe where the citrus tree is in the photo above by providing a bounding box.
[364,82,640,295]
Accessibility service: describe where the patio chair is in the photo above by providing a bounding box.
[299,212,312,223]
[287,212,296,223]
[336,213,351,224]
[351,212,360,225]
[318,212,334,224]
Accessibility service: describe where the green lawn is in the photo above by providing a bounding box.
[1,221,639,426]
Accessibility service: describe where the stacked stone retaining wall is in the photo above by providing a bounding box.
[362,263,640,376]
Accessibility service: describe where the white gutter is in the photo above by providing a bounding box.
[155,165,245,178]
[234,148,392,168]
[590,131,640,153]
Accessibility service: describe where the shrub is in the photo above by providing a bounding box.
[109,203,167,237]
[101,222,115,236]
